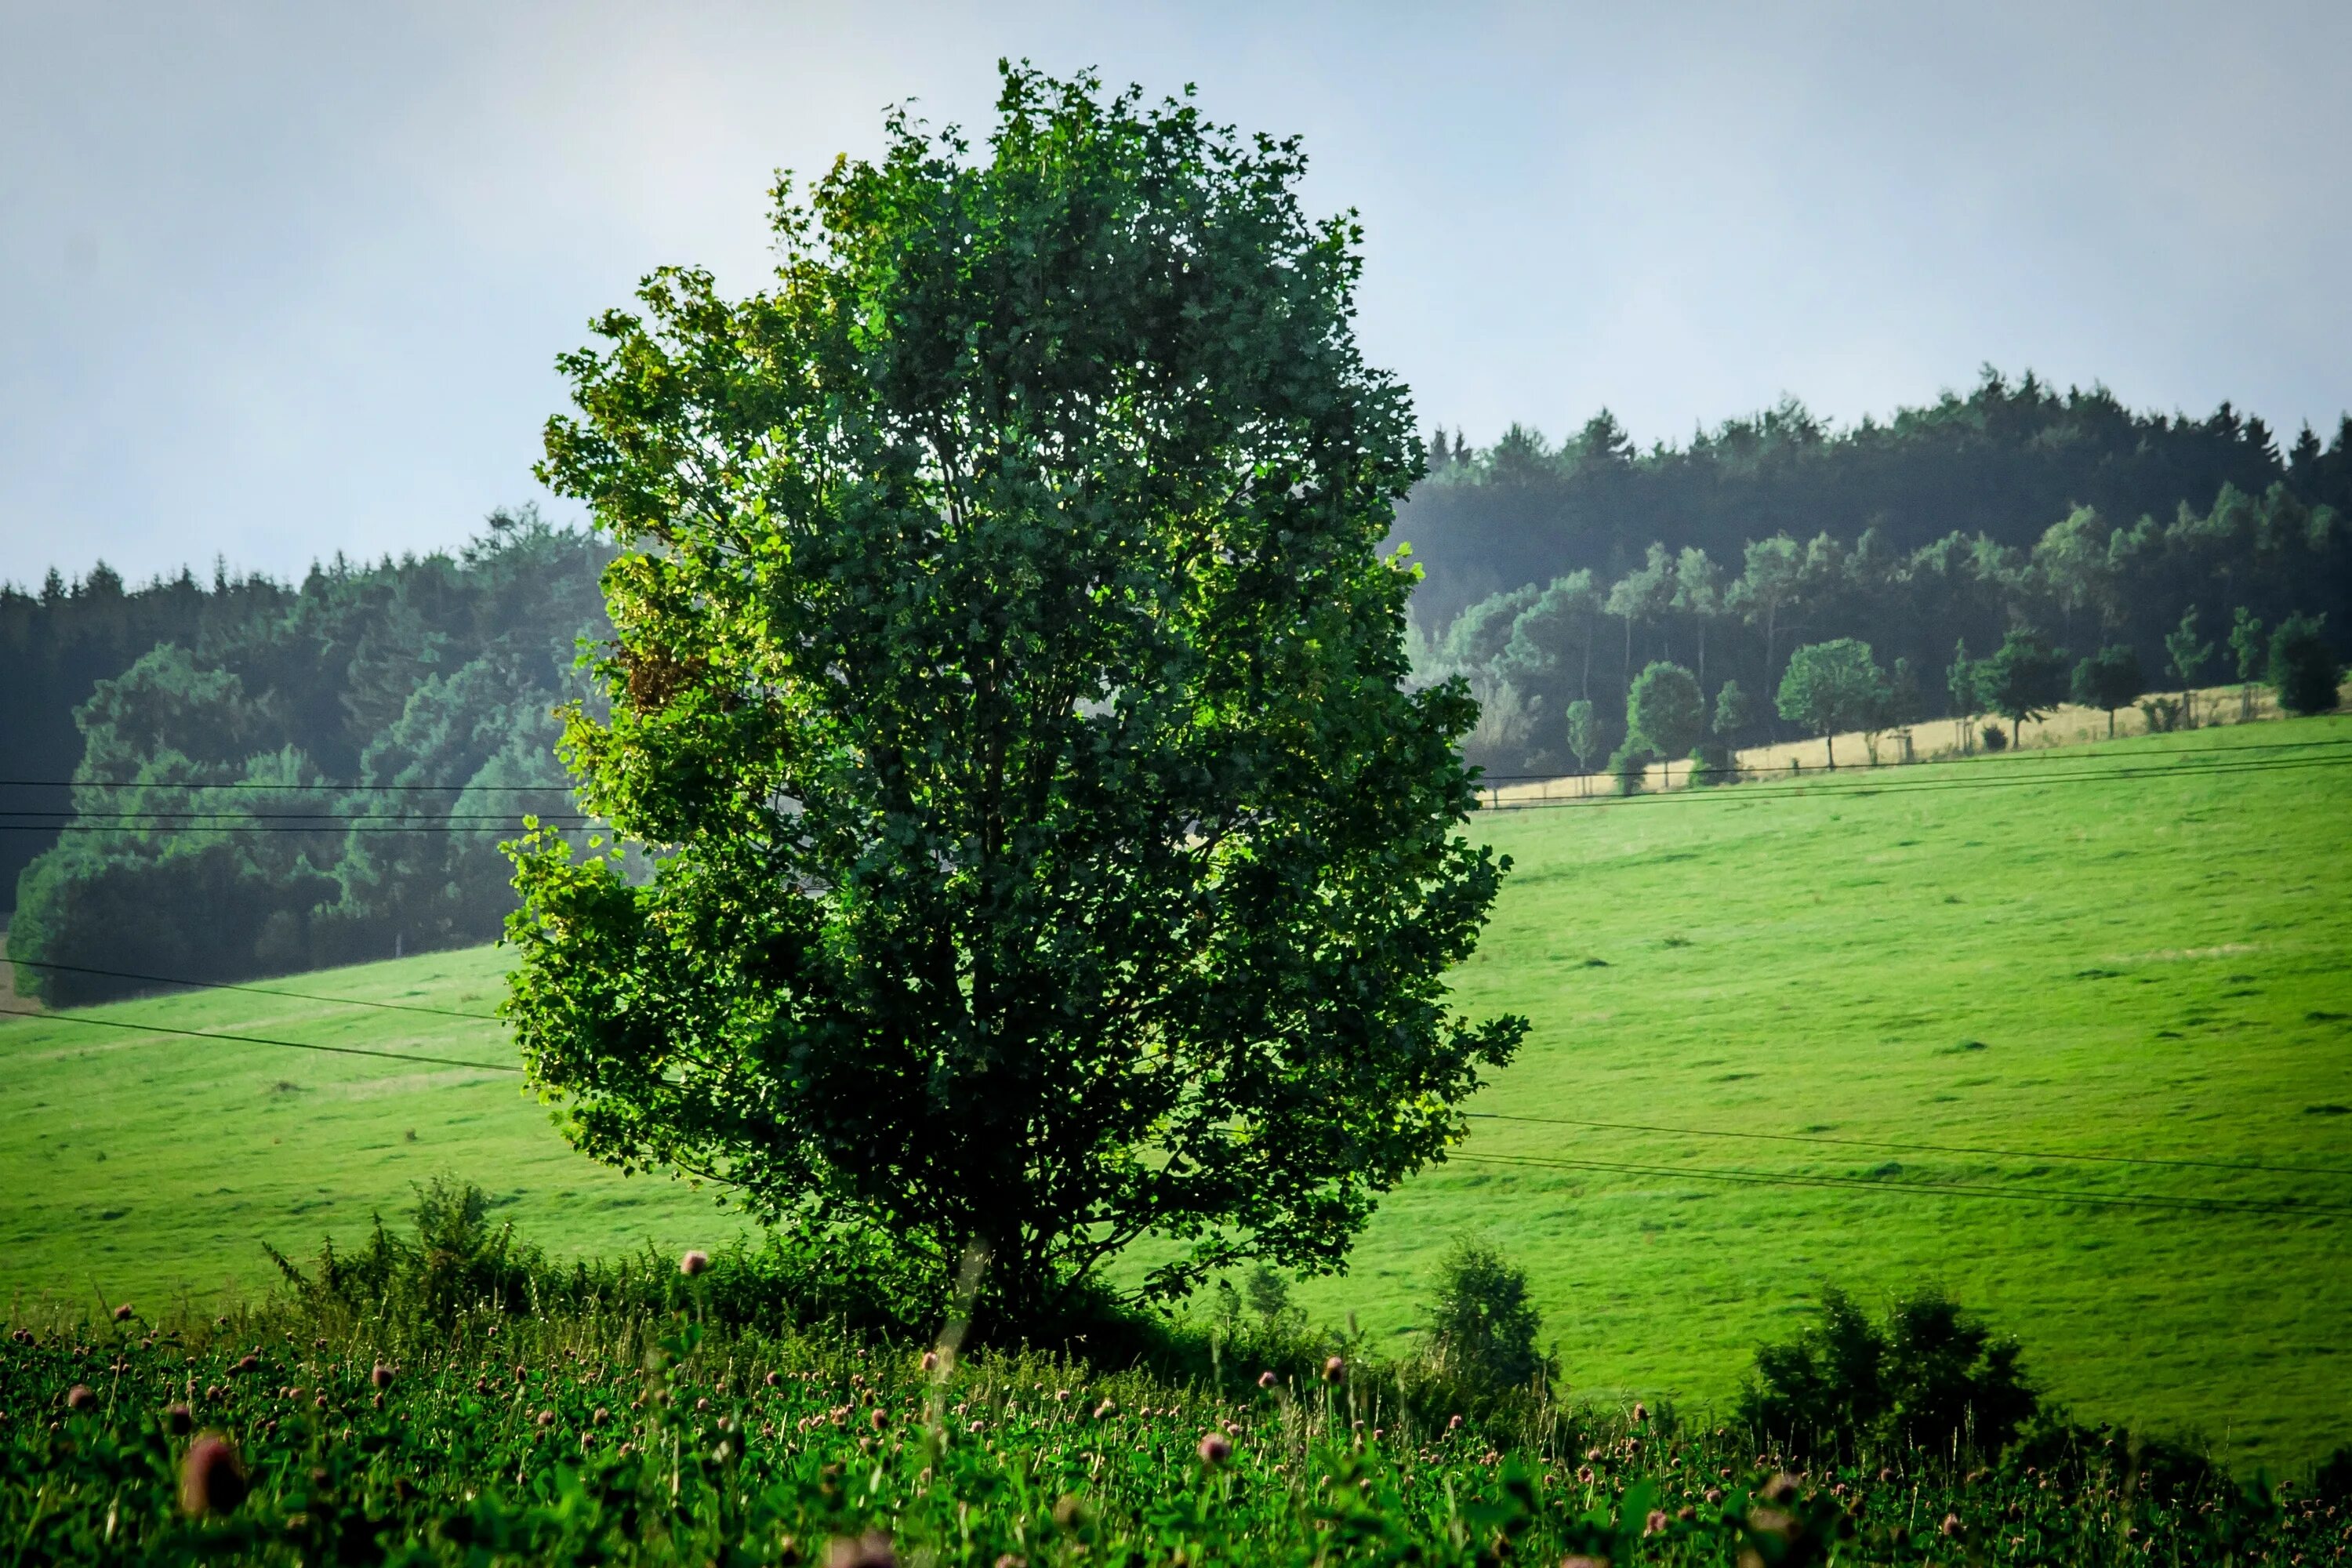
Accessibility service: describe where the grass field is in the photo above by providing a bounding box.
[4,718,2348,1472]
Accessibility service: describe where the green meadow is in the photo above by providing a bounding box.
[4,719,2347,1470]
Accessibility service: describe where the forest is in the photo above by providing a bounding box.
[5,374,2348,1000]
[1397,370,2352,773]
[0,509,608,1004]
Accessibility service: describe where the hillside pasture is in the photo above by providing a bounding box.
[2,719,2347,1470]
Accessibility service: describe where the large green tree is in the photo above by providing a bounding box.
[1774,638,1886,768]
[1980,629,2069,748]
[506,69,1526,1324]
[1625,660,1704,768]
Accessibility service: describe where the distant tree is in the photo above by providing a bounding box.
[2164,607,2215,728]
[1980,629,2069,748]
[1426,1240,1552,1392]
[1775,639,1887,769]
[1880,656,1924,762]
[2228,607,2267,721]
[1730,535,1805,707]
[1626,661,1704,772]
[2270,613,2341,715]
[1712,678,1751,741]
[1606,741,1647,796]
[1563,699,1607,778]
[1672,546,1726,688]
[2070,645,2144,738]
[1604,544,1674,685]
[1945,638,1978,754]
[1495,570,1603,703]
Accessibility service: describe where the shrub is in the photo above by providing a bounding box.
[1979,724,2009,752]
[1425,1241,1552,1392]
[1606,742,1647,795]
[2269,612,2341,715]
[1739,1287,2038,1461]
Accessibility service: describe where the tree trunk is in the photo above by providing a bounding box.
[1825,731,1835,769]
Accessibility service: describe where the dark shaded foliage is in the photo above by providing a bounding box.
[1740,1287,2040,1463]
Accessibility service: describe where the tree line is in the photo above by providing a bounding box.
[1412,470,2347,779]
[1,510,610,1004]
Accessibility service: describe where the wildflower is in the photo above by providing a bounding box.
[593,1406,609,1424]
[1704,1488,1724,1506]
[112,1304,133,1323]
[766,1370,782,1387]
[1644,1508,1670,1537]
[1630,1400,1647,1422]
[371,1363,394,1390]
[1198,1431,1232,1465]
[1257,1370,1277,1389]
[180,1433,249,1515]
[232,1355,259,1375]
[1561,1557,1608,1568]
[1321,1356,1345,1384]
[1446,1414,1463,1431]
[64,1385,96,1412]
[680,1249,711,1276]
[826,1532,895,1568]
[537,1410,557,1428]
[920,1352,938,1373]
[1093,1399,1116,1419]
[1940,1513,1965,1540]
[165,1402,193,1434]
[869,1408,886,1431]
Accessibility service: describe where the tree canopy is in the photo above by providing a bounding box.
[503,67,1525,1323]
[1775,639,1886,767]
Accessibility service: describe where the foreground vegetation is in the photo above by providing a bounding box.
[5,1190,2346,1566]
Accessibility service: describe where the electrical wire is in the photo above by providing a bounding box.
[1446,1150,2352,1219]
[1464,1112,2352,1181]
[0,1004,524,1074]
[1,958,503,1022]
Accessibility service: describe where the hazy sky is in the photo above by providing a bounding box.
[4,2,2347,590]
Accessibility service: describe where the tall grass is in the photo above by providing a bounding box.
[4,1189,2343,1565]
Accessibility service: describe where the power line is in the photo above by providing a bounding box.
[1447,1150,2352,1220]
[0,785,579,799]
[1465,1112,2352,1180]
[0,811,591,825]
[2,958,503,1022]
[0,1004,525,1074]
[0,753,2341,835]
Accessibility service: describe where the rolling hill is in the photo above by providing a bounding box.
[4,718,2347,1470]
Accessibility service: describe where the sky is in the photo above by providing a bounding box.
[2,1,2347,590]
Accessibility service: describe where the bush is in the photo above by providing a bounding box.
[1425,1242,1552,1392]
[1687,741,1737,786]
[2270,613,2341,715]
[1739,1287,2038,1461]
[1979,724,2009,752]
[1606,742,1647,795]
